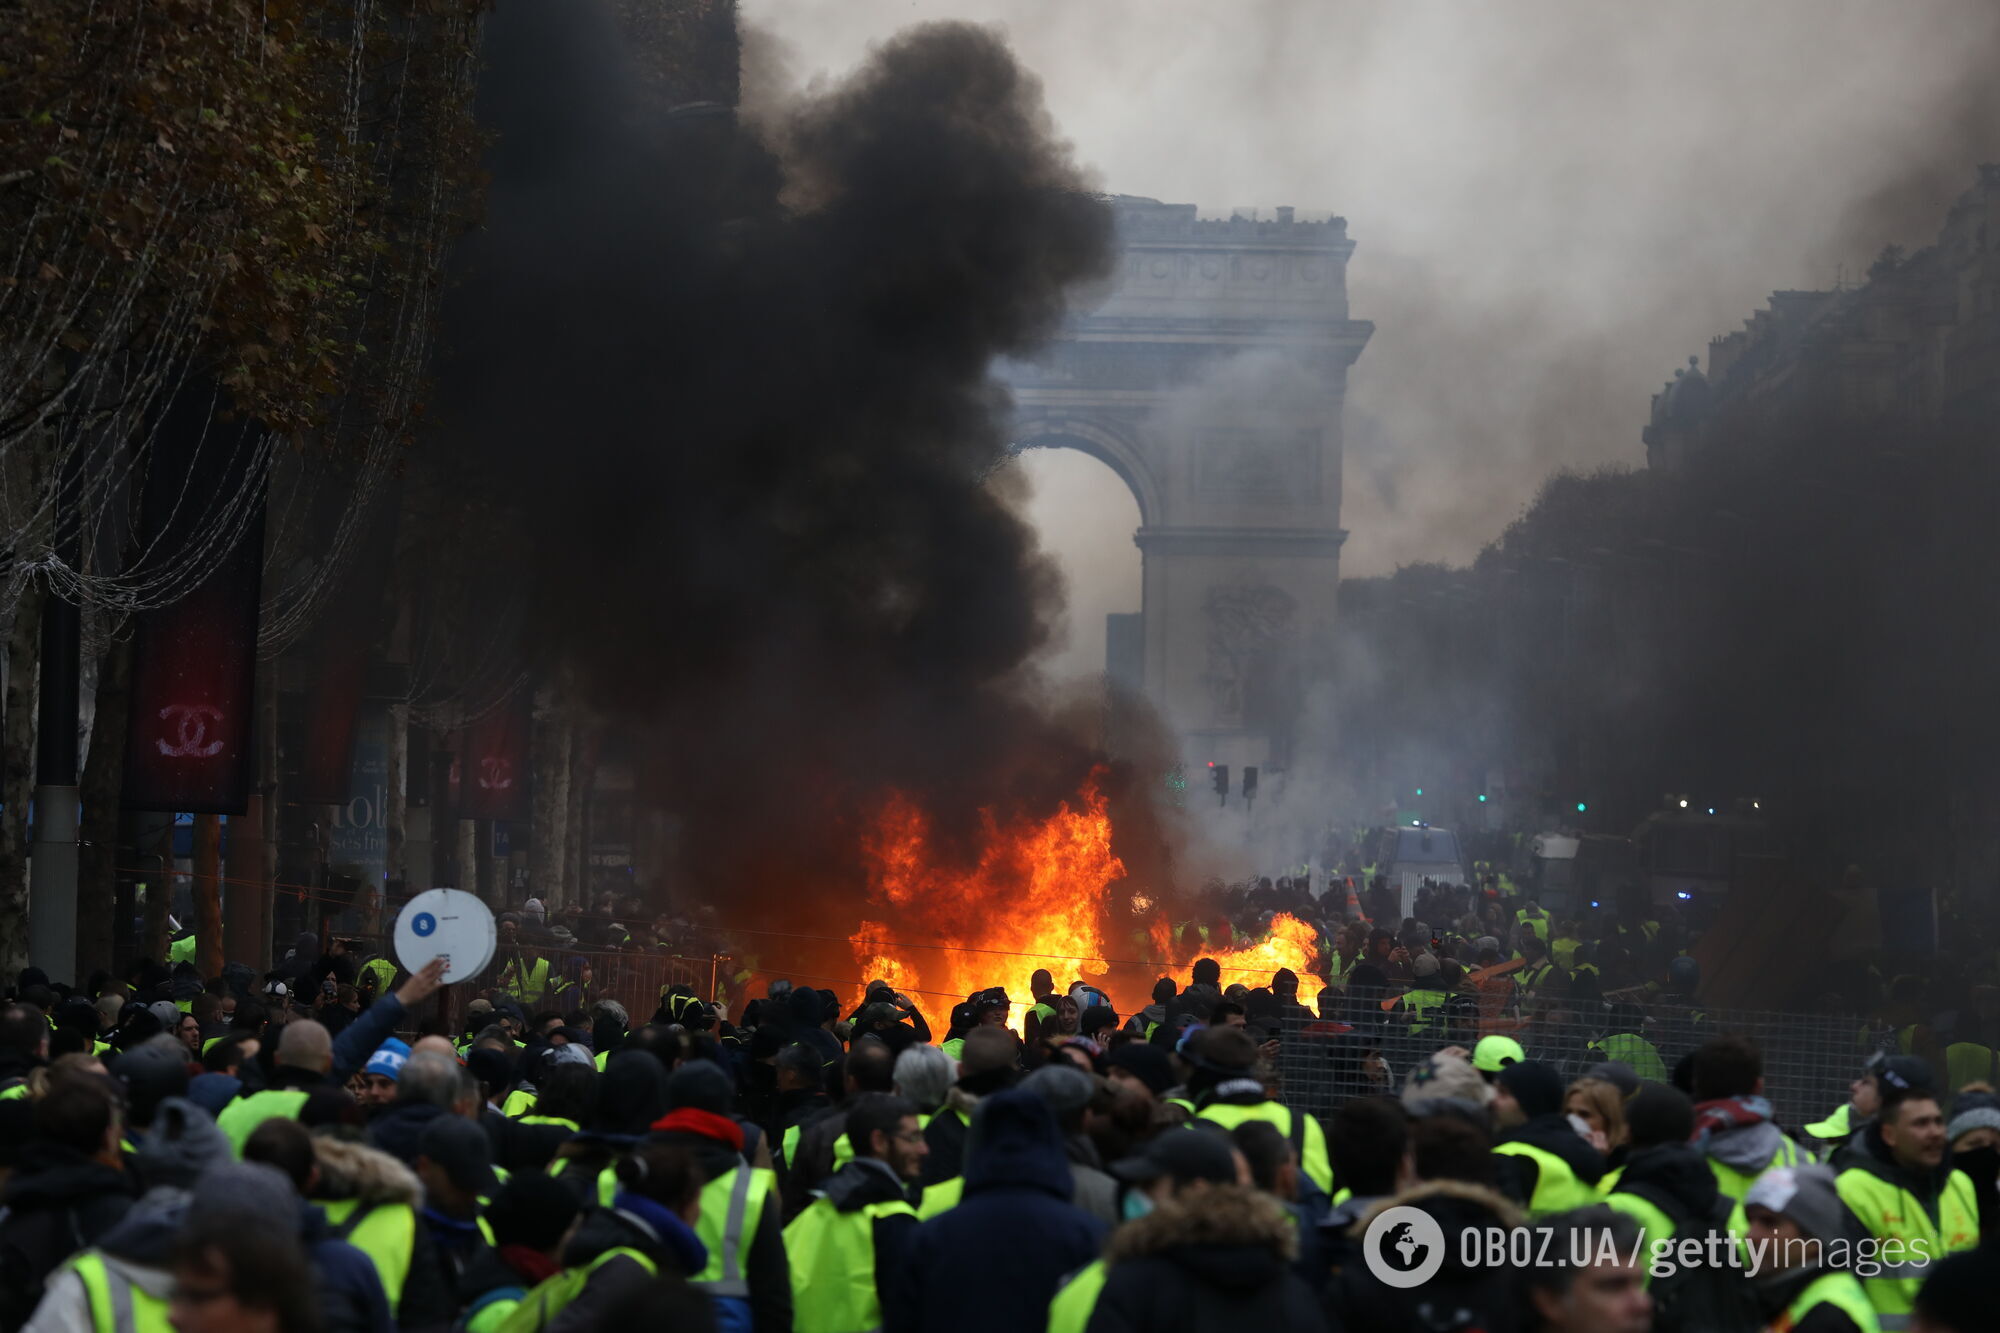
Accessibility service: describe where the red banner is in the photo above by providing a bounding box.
[122,509,266,814]
[459,703,528,821]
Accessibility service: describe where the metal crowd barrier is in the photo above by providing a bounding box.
[1275,1001,1880,1132]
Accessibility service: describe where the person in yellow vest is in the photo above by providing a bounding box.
[1513,899,1551,943]
[782,1093,925,1333]
[217,1021,334,1153]
[1743,1164,1881,1333]
[1514,935,1567,1001]
[649,1060,791,1333]
[1599,1084,1742,1299]
[507,1142,712,1333]
[163,1185,323,1333]
[1587,1006,1669,1084]
[1022,970,1059,1048]
[1048,1128,1242,1333]
[1804,1054,1893,1162]
[1188,1026,1333,1202]
[459,1175,584,1333]
[1689,1034,1804,1235]
[1833,1076,1979,1323]
[1491,1060,1607,1217]
[240,1116,451,1327]
[1394,954,1453,1037]
[1550,922,1583,972]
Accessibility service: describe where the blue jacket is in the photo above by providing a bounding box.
[890,1090,1107,1333]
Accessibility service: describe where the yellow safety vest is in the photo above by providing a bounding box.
[1400,988,1450,1033]
[1493,1142,1598,1218]
[782,1197,918,1333]
[1046,1259,1108,1333]
[917,1176,963,1220]
[548,1157,619,1208]
[1833,1166,1979,1317]
[1551,936,1582,970]
[321,1197,418,1315]
[502,957,550,1006]
[216,1089,310,1155]
[691,1165,776,1300]
[502,1088,538,1119]
[1770,1270,1880,1333]
[496,1247,657,1333]
[1195,1102,1332,1196]
[1707,1135,1800,1235]
[1600,1191,1671,1288]
[64,1252,172,1333]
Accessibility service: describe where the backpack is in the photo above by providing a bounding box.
[1618,1186,1761,1333]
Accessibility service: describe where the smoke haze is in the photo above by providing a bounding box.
[748,0,2000,586]
[434,3,1215,945]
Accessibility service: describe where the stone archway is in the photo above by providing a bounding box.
[1002,197,1373,770]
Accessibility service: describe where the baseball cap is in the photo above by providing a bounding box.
[364,1038,411,1082]
[1473,1034,1525,1073]
[1870,1053,1934,1096]
[1109,1127,1239,1187]
[419,1112,499,1196]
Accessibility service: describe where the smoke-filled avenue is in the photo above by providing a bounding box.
[0,4,1995,1333]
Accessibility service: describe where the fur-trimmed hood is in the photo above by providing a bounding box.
[1350,1178,1524,1236]
[1350,1179,1523,1284]
[1107,1184,1296,1281]
[310,1133,422,1207]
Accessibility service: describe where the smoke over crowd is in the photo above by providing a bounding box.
[433,3,1191,942]
[751,0,2000,580]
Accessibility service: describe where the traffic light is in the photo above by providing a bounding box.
[1477,793,1488,803]
[1575,801,1588,813]
[1242,766,1258,799]
[1210,763,1229,803]
[1414,787,1424,797]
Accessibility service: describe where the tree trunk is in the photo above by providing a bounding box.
[76,629,134,980]
[193,813,222,978]
[529,677,572,907]
[384,705,407,922]
[0,583,45,977]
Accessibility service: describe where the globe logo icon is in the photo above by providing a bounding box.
[1363,1205,1447,1289]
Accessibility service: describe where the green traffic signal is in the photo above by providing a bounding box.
[1575,802,1588,813]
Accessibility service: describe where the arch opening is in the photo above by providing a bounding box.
[1008,443,1142,683]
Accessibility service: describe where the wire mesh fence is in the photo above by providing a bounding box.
[1276,999,1885,1131]
[319,928,721,1034]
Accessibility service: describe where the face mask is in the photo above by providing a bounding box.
[1121,1190,1155,1222]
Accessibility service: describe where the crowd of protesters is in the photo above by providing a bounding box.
[0,891,1992,1333]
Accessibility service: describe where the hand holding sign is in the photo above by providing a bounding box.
[393,889,496,985]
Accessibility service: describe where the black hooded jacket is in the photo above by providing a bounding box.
[892,1091,1105,1333]
[0,1146,137,1332]
[1495,1113,1605,1210]
[1089,1184,1324,1333]
[1608,1142,1723,1228]
[1323,1181,1526,1333]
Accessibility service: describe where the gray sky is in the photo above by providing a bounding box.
[744,0,2000,678]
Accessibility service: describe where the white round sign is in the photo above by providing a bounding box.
[393,888,496,985]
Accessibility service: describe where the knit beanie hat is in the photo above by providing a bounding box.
[1496,1060,1564,1119]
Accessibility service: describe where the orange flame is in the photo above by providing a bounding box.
[846,770,1323,1022]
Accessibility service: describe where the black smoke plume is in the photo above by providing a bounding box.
[432,4,1166,947]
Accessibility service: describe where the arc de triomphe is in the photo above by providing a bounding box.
[1003,196,1372,772]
